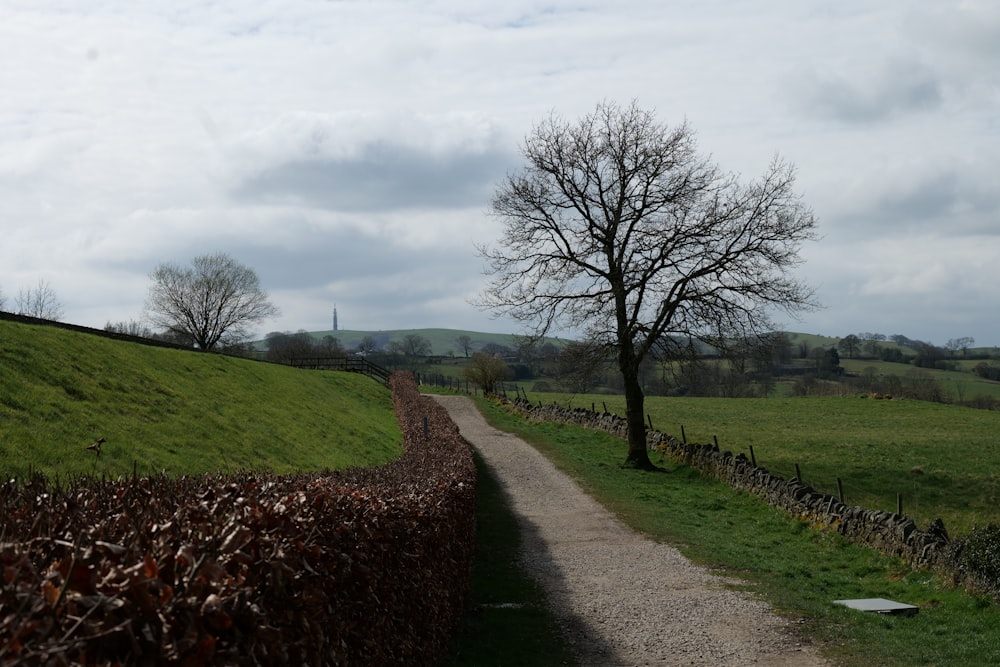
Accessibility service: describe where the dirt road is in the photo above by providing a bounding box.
[429,394,830,667]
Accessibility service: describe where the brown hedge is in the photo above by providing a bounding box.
[0,371,475,666]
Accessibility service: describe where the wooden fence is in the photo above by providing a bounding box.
[289,357,391,385]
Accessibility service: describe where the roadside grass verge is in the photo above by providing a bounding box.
[442,450,576,667]
[523,392,1000,537]
[0,320,402,479]
[471,394,1000,666]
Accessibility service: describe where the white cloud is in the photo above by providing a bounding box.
[1,0,999,345]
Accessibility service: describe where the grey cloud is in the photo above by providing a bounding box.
[828,173,1000,238]
[243,239,414,292]
[232,142,517,212]
[867,172,1000,236]
[794,59,942,124]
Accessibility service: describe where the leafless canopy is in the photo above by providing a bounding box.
[146,252,279,351]
[477,101,818,466]
[480,100,816,354]
[15,280,64,321]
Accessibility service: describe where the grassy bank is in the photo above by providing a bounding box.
[524,392,1000,537]
[0,320,402,479]
[469,394,1000,666]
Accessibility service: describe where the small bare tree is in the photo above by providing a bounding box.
[464,352,511,395]
[478,101,817,468]
[401,333,432,357]
[15,280,64,321]
[554,340,608,394]
[455,334,473,358]
[146,253,278,351]
[104,320,154,337]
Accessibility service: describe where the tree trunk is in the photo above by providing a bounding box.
[621,361,656,469]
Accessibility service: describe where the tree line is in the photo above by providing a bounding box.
[0,280,65,321]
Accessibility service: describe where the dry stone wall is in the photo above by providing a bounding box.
[509,397,965,580]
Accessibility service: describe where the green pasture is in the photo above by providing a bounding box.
[0,320,402,479]
[840,357,1000,401]
[522,391,1000,537]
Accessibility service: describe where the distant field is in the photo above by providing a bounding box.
[0,320,402,480]
[840,357,1000,400]
[523,391,1000,537]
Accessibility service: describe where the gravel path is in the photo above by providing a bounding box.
[429,394,831,667]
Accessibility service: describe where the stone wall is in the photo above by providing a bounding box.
[509,397,956,576]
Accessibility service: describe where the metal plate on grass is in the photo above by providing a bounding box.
[833,598,919,616]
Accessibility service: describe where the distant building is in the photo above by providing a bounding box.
[333,305,338,331]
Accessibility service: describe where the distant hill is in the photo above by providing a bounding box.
[259,328,570,357]
[258,327,999,359]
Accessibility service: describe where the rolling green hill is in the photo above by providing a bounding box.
[0,319,402,480]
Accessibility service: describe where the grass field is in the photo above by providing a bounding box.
[839,357,1000,401]
[522,391,1000,537]
[465,393,1000,666]
[0,320,402,479]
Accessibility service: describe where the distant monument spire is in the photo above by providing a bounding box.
[333,304,338,331]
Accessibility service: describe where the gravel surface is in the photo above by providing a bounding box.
[430,394,831,667]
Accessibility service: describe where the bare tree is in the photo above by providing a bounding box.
[455,334,473,358]
[478,101,817,468]
[265,330,315,362]
[554,340,607,394]
[890,334,913,348]
[946,336,975,357]
[838,334,860,359]
[463,352,511,395]
[104,320,154,337]
[318,335,344,356]
[401,333,432,357]
[146,252,279,351]
[15,280,64,320]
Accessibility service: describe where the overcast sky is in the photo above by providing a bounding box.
[2,1,998,347]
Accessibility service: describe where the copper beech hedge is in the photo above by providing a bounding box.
[0,372,476,666]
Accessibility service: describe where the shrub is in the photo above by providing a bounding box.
[463,352,511,395]
[954,525,1000,599]
[0,372,475,666]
